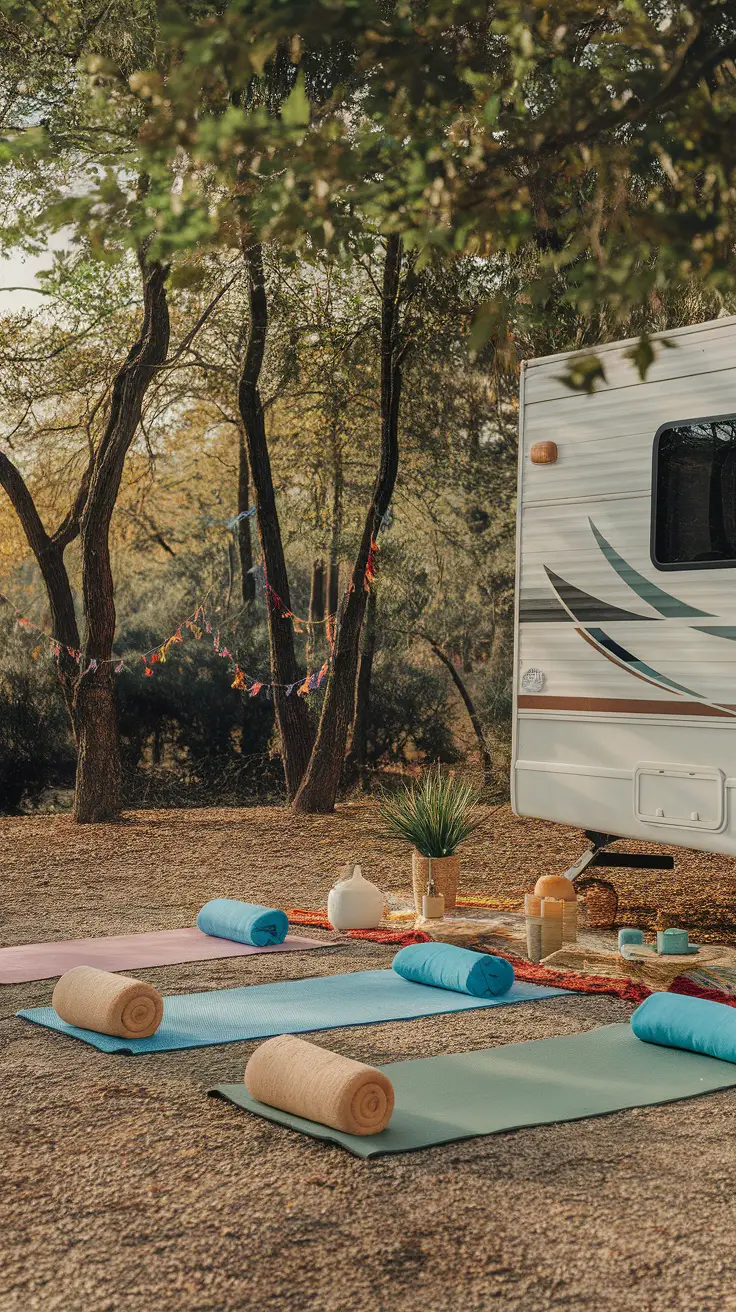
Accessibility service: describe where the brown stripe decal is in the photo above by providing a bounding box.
[518,695,736,717]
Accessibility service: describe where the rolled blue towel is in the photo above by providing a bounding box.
[631,992,736,1064]
[197,899,288,947]
[392,942,514,998]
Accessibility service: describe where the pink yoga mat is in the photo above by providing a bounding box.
[0,928,329,984]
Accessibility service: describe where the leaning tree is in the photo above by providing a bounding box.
[0,2,235,819]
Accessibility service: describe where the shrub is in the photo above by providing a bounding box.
[114,629,278,800]
[0,647,75,813]
[365,657,460,766]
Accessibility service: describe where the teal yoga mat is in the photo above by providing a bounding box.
[17,969,567,1054]
[211,1023,736,1157]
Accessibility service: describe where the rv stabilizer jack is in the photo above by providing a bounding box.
[563,831,675,881]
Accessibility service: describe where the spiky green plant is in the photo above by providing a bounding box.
[378,767,482,858]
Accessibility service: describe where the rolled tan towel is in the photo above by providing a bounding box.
[244,1034,394,1136]
[52,965,163,1039]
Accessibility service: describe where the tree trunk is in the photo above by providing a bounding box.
[344,586,378,791]
[293,235,403,813]
[424,637,493,788]
[73,666,123,821]
[237,424,255,605]
[237,240,315,798]
[74,254,170,822]
[309,558,326,624]
[326,442,343,618]
[224,539,236,615]
[490,600,512,670]
[3,253,178,822]
[0,453,82,713]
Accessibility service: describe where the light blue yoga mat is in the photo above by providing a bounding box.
[212,1023,736,1157]
[17,968,568,1054]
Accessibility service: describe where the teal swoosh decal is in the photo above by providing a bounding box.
[588,521,713,618]
[693,626,736,641]
[586,627,703,697]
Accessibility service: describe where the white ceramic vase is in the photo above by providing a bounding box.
[327,865,384,930]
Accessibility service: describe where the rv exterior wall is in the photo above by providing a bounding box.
[513,315,736,856]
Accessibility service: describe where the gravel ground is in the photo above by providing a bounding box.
[2,804,736,1312]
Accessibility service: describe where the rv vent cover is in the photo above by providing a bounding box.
[521,667,546,693]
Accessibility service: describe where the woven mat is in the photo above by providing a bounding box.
[422,918,521,953]
[542,943,736,993]
[492,951,736,1010]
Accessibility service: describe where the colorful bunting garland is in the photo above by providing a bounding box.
[0,507,384,696]
[132,605,331,698]
[265,580,336,640]
[0,593,330,699]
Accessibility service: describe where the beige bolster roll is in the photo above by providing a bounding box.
[244,1034,395,1136]
[52,965,164,1039]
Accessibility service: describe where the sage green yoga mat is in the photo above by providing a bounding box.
[210,1023,736,1157]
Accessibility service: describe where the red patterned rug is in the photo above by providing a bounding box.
[286,907,736,1008]
[285,909,430,948]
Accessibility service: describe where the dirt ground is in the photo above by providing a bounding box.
[2,803,736,1312]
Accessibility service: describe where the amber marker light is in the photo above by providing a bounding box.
[530,441,558,464]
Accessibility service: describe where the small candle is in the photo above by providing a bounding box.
[422,894,445,921]
[540,897,564,957]
[562,900,577,944]
[525,893,543,962]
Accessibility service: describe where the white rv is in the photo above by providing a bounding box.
[512,315,736,863]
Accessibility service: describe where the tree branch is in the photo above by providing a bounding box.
[476,31,736,176]
[0,449,50,557]
[51,449,95,550]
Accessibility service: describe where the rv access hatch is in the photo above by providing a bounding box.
[634,763,725,833]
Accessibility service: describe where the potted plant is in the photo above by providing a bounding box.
[379,767,482,912]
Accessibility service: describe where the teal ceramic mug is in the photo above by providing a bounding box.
[656,928,696,955]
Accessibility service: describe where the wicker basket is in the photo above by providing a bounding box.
[575,876,618,930]
[412,852,460,912]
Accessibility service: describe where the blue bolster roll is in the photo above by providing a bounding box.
[630,992,736,1064]
[392,942,514,998]
[197,899,289,947]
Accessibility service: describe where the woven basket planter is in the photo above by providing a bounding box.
[575,876,618,930]
[412,852,460,913]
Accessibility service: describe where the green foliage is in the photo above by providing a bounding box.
[0,626,75,812]
[115,635,275,774]
[4,0,736,380]
[555,354,608,395]
[365,659,460,768]
[378,765,482,858]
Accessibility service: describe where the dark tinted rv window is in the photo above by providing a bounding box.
[652,416,736,569]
